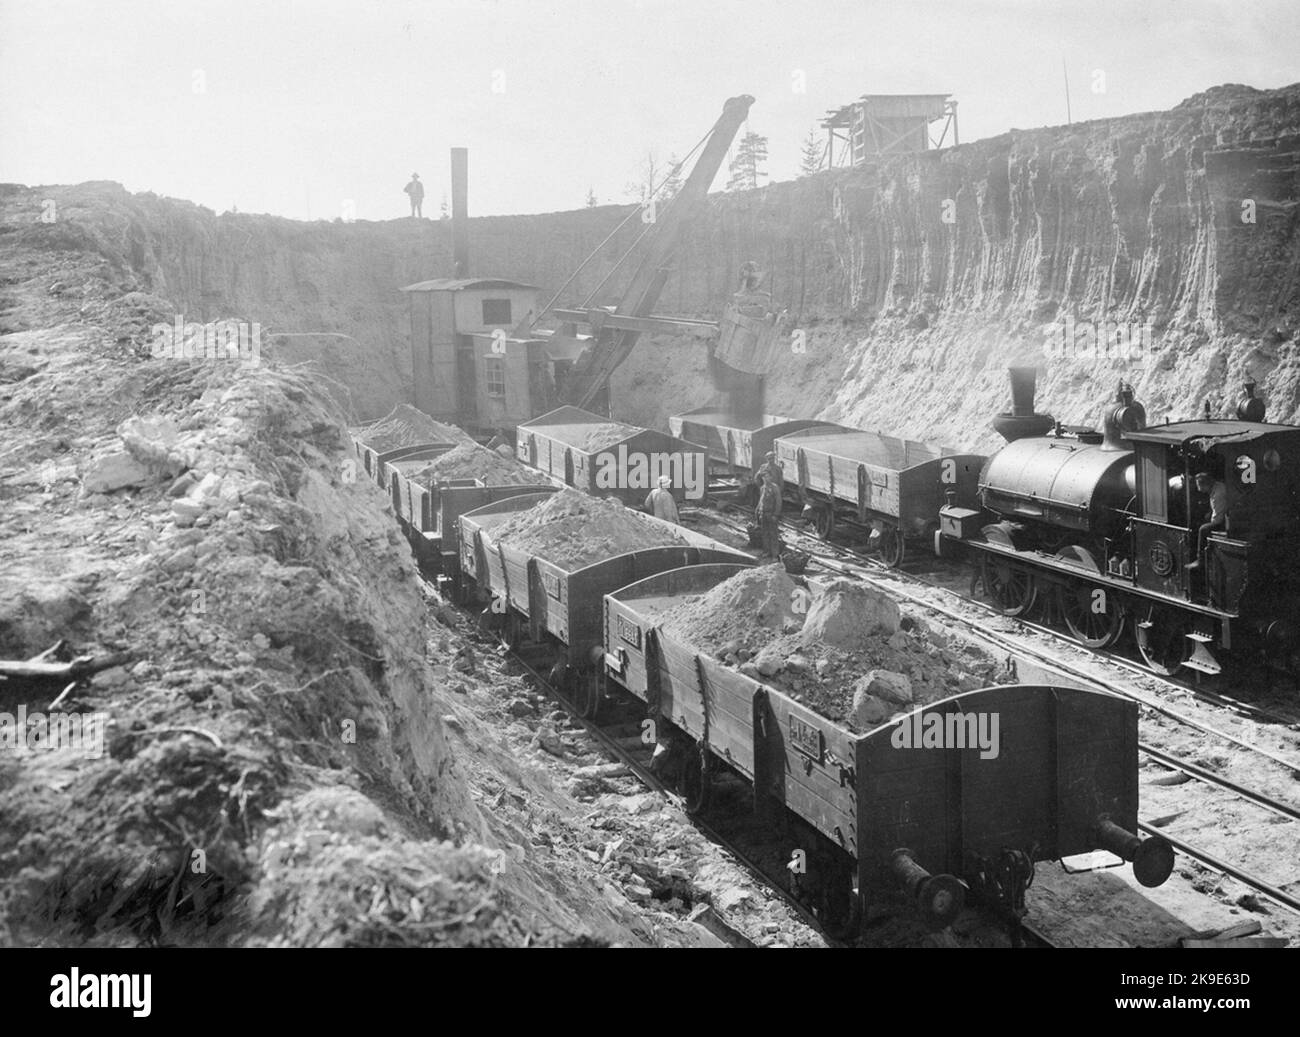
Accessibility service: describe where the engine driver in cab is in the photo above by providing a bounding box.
[1185,470,1227,571]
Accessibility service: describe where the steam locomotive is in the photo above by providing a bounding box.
[937,370,1300,677]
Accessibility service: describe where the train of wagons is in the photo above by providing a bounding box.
[349,384,1194,939]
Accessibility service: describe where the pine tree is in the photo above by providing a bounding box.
[726,131,769,191]
[799,128,822,176]
[585,188,598,207]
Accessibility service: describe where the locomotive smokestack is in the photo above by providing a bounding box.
[1236,380,1266,422]
[992,367,1055,442]
[451,147,469,278]
[1008,366,1037,416]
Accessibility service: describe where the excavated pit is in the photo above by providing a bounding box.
[2,79,1299,947]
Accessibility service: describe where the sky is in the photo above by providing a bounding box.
[1,0,1296,221]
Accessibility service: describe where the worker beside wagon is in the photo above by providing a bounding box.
[645,475,680,524]
[756,471,782,560]
[756,451,784,514]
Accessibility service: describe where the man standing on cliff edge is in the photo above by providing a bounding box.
[404,173,424,218]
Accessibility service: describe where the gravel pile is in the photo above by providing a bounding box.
[411,443,551,488]
[657,568,1003,729]
[358,405,471,452]
[492,487,687,569]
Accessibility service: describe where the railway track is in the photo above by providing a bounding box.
[699,505,1300,920]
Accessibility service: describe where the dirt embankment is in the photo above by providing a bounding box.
[0,198,823,945]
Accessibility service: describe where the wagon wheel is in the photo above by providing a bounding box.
[1134,606,1190,676]
[571,668,604,721]
[680,745,712,815]
[812,506,835,540]
[981,555,1037,616]
[1054,546,1124,648]
[503,611,528,650]
[878,526,906,568]
[816,855,863,941]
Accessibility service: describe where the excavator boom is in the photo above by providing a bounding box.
[559,94,755,410]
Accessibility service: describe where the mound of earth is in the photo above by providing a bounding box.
[492,488,686,569]
[357,405,471,452]
[656,568,1004,728]
[411,442,551,488]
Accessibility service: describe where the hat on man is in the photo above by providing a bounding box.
[657,475,671,488]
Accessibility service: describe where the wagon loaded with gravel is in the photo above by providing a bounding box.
[352,414,558,576]
[457,489,749,711]
[516,405,707,507]
[602,563,1174,938]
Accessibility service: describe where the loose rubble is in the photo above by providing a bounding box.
[490,487,687,568]
[357,404,472,451]
[658,565,1004,728]
[411,441,551,488]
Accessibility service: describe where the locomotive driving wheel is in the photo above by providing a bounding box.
[1134,605,1191,676]
[981,555,1037,616]
[877,526,906,568]
[1054,546,1124,648]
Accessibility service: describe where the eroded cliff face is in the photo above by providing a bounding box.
[3,82,1296,446]
[616,82,1300,447]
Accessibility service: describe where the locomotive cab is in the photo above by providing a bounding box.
[1128,422,1300,616]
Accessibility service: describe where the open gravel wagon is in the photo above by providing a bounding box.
[426,483,560,587]
[457,492,557,591]
[773,427,984,566]
[669,407,845,481]
[516,405,707,507]
[461,496,750,713]
[604,564,758,778]
[604,568,1173,938]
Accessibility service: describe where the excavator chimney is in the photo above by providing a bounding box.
[1102,379,1146,450]
[1236,380,1266,422]
[992,367,1055,442]
[451,147,469,278]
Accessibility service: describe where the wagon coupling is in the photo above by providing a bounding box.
[1093,816,1175,888]
[890,849,966,929]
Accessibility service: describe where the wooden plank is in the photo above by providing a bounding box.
[696,656,757,777]
[757,688,860,852]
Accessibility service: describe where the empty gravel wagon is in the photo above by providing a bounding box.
[773,427,985,566]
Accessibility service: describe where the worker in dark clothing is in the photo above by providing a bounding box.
[755,451,784,515]
[756,471,782,560]
[1185,471,1228,570]
[404,173,424,218]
